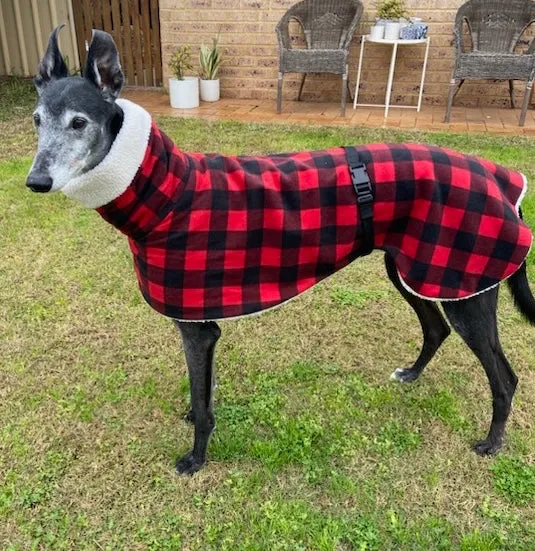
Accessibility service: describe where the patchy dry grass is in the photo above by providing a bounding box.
[1,77,535,549]
[0,77,36,161]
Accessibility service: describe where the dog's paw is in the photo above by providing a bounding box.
[473,439,502,456]
[176,451,205,476]
[390,367,420,383]
[184,409,195,424]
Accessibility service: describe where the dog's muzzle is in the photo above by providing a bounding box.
[26,173,52,193]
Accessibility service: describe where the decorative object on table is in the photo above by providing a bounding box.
[399,23,418,40]
[275,0,364,117]
[398,16,428,40]
[199,35,223,102]
[376,0,407,39]
[414,22,428,39]
[370,22,385,40]
[384,20,401,40]
[168,45,199,109]
[444,0,535,127]
[370,16,386,40]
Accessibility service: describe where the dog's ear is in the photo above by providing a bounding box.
[84,30,124,101]
[35,25,69,94]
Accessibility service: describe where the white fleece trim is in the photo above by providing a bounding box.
[396,172,533,303]
[517,172,529,213]
[61,98,152,209]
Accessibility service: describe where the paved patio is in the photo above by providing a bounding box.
[122,88,535,135]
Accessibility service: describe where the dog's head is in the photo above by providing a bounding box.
[26,26,124,193]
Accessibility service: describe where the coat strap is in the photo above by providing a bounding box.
[344,147,375,256]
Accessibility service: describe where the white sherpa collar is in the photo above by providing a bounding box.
[61,98,152,209]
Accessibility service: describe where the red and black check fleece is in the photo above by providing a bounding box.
[96,122,532,321]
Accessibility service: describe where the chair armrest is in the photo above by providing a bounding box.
[341,2,364,50]
[524,6,535,53]
[520,16,535,53]
[275,4,306,51]
[275,13,292,50]
[452,15,467,54]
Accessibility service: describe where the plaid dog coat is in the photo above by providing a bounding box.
[62,99,533,321]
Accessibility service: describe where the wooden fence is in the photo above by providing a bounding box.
[72,0,162,87]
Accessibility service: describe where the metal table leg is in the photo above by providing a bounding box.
[353,35,366,109]
[384,41,399,119]
[417,37,431,112]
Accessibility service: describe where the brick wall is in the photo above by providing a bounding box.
[159,0,532,108]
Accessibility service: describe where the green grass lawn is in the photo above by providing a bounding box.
[1,78,535,550]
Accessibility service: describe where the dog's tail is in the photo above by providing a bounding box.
[508,261,535,325]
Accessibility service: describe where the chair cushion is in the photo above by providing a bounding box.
[455,52,535,80]
[281,49,347,74]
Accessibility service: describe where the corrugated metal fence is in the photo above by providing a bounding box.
[0,0,79,76]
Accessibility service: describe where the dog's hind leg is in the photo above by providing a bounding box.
[442,287,518,456]
[385,253,451,383]
[174,320,221,475]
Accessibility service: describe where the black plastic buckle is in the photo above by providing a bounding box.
[350,163,369,186]
[350,164,373,208]
[345,148,375,256]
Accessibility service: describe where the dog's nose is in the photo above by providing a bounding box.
[26,173,52,193]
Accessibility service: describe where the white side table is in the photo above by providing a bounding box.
[353,35,431,120]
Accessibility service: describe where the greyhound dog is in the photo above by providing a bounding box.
[26,27,535,475]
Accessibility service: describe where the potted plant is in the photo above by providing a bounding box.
[199,36,222,102]
[375,0,408,40]
[168,45,199,109]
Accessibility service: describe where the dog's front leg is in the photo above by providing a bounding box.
[174,320,221,475]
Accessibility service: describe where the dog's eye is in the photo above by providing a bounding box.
[33,113,40,127]
[71,117,87,130]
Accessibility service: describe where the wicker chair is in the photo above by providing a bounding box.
[275,0,364,116]
[445,0,535,126]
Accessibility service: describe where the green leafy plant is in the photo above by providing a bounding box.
[376,0,408,20]
[490,457,535,505]
[199,36,222,81]
[168,45,193,80]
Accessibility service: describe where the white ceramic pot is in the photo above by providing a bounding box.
[200,79,220,102]
[370,25,385,40]
[169,76,199,109]
[384,21,401,40]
